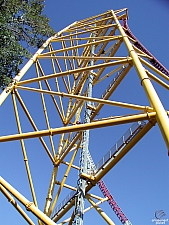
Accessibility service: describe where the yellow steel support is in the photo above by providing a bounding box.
[36,64,56,156]
[48,142,79,217]
[35,60,65,123]
[92,121,155,184]
[86,195,115,225]
[58,197,108,225]
[0,112,156,143]
[16,85,151,111]
[146,70,169,90]
[44,166,58,215]
[14,90,55,164]
[12,92,38,207]
[0,177,58,225]
[0,185,35,225]
[40,36,121,56]
[1,9,169,225]
[52,122,155,223]
[17,58,131,86]
[140,57,169,82]
[111,10,169,150]
[55,180,107,201]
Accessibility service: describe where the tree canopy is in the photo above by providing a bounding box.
[0,0,55,89]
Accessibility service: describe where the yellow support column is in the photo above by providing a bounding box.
[86,195,115,225]
[0,177,58,225]
[0,185,35,225]
[111,10,169,151]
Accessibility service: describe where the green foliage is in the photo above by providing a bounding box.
[0,0,55,89]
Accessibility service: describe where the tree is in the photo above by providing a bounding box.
[0,0,55,89]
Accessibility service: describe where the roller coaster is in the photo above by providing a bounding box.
[0,8,169,225]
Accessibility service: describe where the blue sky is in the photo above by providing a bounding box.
[0,1,169,225]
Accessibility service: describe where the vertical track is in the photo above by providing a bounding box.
[74,31,96,225]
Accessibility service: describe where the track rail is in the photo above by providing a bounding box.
[95,121,145,171]
[51,122,145,223]
[51,190,76,220]
[98,180,131,225]
[122,19,169,76]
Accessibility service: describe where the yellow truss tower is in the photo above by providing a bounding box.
[0,8,169,225]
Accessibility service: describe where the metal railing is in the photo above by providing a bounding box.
[96,66,127,108]
[51,189,76,219]
[51,121,146,220]
[95,121,146,171]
